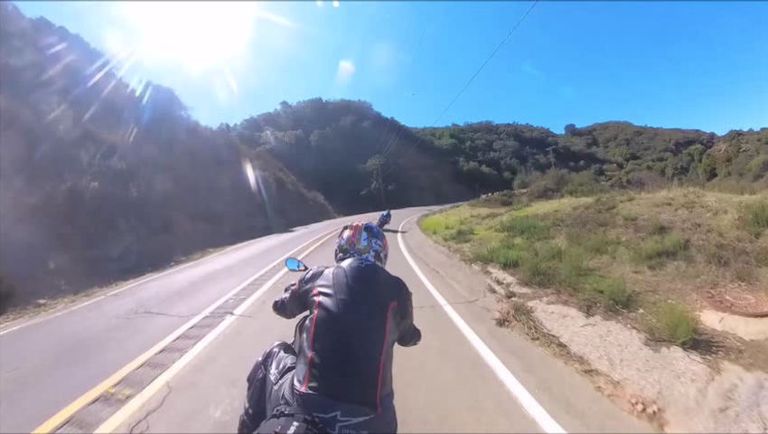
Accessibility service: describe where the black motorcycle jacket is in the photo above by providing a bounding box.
[272,257,421,412]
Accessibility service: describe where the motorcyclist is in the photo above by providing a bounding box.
[238,222,421,434]
[377,210,392,229]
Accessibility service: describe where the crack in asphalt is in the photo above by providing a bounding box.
[123,310,195,319]
[129,383,172,434]
[122,303,264,320]
[222,311,257,319]
[414,296,483,309]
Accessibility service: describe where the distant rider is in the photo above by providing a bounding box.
[238,222,421,434]
[376,210,392,229]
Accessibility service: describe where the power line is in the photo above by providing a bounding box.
[373,2,539,203]
[431,0,539,127]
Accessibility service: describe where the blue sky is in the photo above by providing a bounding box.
[15,1,768,134]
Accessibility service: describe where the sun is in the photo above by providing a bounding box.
[110,1,288,74]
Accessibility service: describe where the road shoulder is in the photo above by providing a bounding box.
[400,216,655,433]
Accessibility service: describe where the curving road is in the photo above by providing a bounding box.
[0,207,651,433]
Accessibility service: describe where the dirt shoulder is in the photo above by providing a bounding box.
[418,188,768,433]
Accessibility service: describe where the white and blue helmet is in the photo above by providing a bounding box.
[334,222,389,267]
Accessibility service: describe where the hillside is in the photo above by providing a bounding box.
[0,3,335,310]
[231,99,473,214]
[230,105,767,214]
[417,122,768,195]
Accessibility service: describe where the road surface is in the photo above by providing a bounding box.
[0,207,651,433]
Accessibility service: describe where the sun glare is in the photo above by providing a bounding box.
[110,2,287,74]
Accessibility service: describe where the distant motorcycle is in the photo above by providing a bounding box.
[377,210,392,229]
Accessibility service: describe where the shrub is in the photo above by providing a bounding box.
[445,226,475,243]
[633,234,688,266]
[648,218,667,235]
[472,242,524,269]
[558,247,589,288]
[474,191,521,208]
[698,156,717,181]
[564,200,616,232]
[498,216,550,240]
[621,212,639,222]
[520,257,558,287]
[584,275,632,309]
[528,169,569,199]
[702,242,732,267]
[513,172,531,190]
[519,243,564,287]
[568,232,617,256]
[744,201,768,237]
[420,215,451,236]
[563,171,608,197]
[732,263,757,283]
[590,194,620,212]
[649,302,697,346]
[626,170,667,191]
[746,155,768,181]
[707,179,758,195]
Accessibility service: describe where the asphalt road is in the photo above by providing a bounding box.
[0,212,376,433]
[0,207,651,433]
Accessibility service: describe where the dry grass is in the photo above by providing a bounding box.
[496,300,555,343]
[420,187,768,348]
[743,201,768,238]
[645,302,698,346]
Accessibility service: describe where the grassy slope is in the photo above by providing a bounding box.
[421,188,768,346]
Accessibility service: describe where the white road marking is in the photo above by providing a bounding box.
[33,229,335,434]
[93,230,338,433]
[0,234,275,336]
[397,216,567,434]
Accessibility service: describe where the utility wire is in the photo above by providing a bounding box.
[374,1,539,201]
[431,0,539,127]
[383,1,539,162]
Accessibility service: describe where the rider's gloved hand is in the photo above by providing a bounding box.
[398,324,421,347]
[273,282,299,316]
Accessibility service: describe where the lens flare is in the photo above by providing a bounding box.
[112,2,293,74]
[242,158,257,193]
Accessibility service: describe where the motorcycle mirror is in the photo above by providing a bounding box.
[284,257,308,272]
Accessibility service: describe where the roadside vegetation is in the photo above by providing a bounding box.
[421,188,768,348]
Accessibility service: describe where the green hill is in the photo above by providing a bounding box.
[0,3,335,309]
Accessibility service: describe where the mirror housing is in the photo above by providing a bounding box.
[284,257,308,272]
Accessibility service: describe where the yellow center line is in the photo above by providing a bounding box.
[94,230,337,434]
[32,228,337,434]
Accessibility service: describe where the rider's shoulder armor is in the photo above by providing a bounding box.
[299,266,328,287]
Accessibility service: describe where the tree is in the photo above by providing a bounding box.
[363,154,388,207]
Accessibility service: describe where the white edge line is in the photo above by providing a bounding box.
[94,230,338,434]
[0,235,269,336]
[33,229,333,434]
[397,215,567,434]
